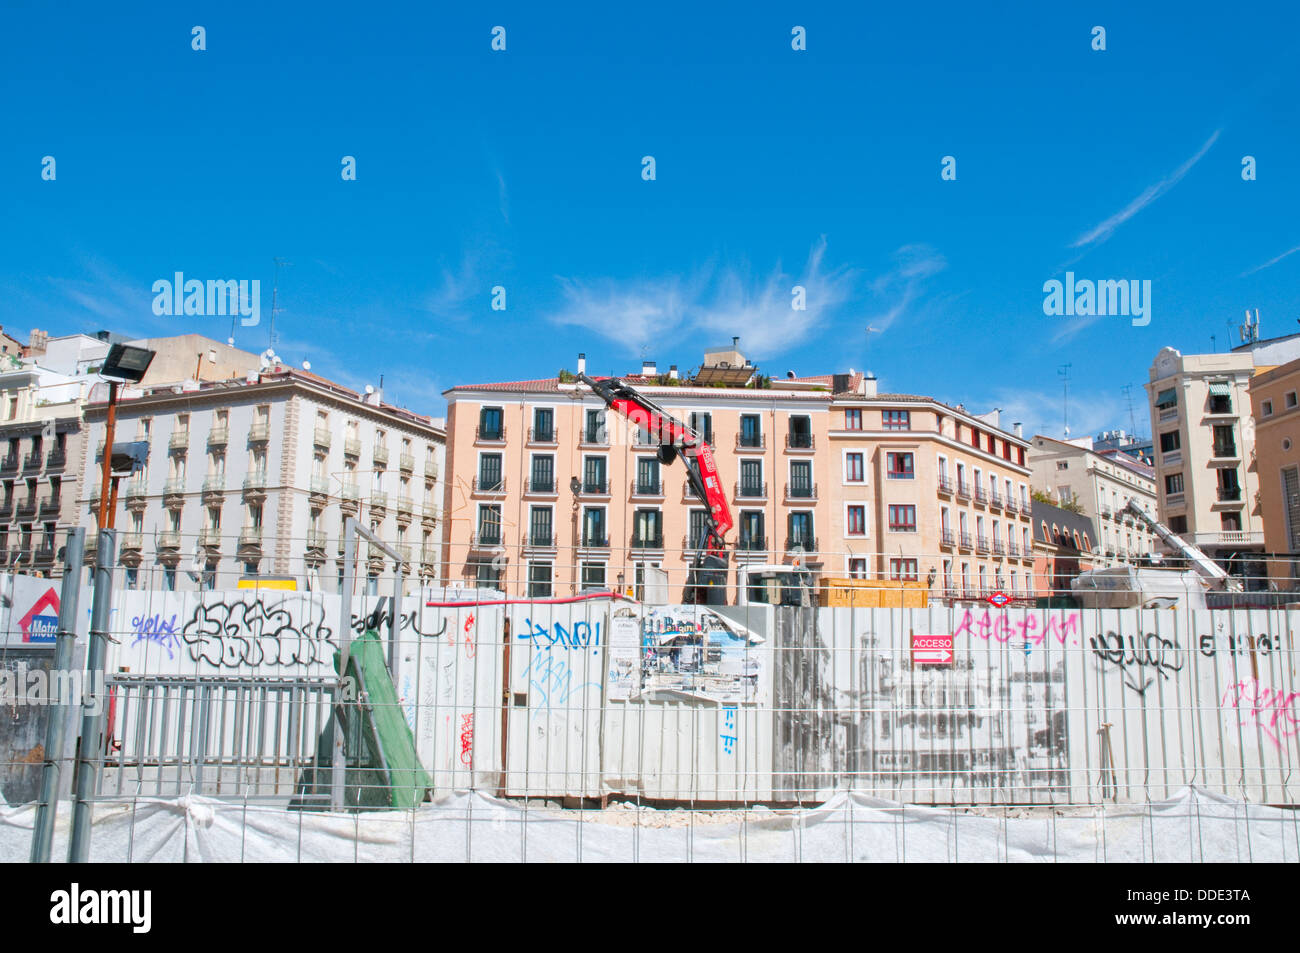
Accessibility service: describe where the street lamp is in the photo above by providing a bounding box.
[96,344,156,530]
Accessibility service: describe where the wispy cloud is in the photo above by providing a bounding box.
[550,237,857,358]
[426,241,510,322]
[1069,129,1221,250]
[988,387,1127,443]
[863,244,947,331]
[1241,243,1300,277]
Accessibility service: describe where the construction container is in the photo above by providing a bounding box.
[816,577,929,608]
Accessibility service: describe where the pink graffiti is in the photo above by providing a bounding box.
[1222,679,1300,751]
[458,713,475,766]
[461,614,477,658]
[953,609,1079,646]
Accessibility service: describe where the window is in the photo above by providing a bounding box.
[477,505,501,543]
[688,509,711,547]
[845,452,864,483]
[844,408,862,430]
[581,562,606,590]
[633,509,663,547]
[1221,511,1242,532]
[1217,468,1242,501]
[848,558,867,578]
[163,568,176,592]
[479,406,503,440]
[582,507,606,546]
[528,562,553,598]
[1056,460,1068,470]
[739,414,762,447]
[847,505,866,536]
[1212,425,1237,458]
[883,410,911,431]
[1208,384,1232,415]
[584,409,605,443]
[636,456,660,494]
[1288,392,1299,410]
[889,559,919,581]
[787,511,814,547]
[789,460,813,497]
[583,456,607,493]
[738,511,764,549]
[1165,473,1184,495]
[886,452,914,478]
[528,506,553,546]
[1155,388,1177,409]
[690,412,714,444]
[532,407,554,442]
[478,453,503,490]
[1159,431,1180,453]
[970,427,981,448]
[1283,467,1300,550]
[530,455,554,492]
[888,505,917,532]
[788,415,812,448]
[1262,400,1274,418]
[202,560,217,590]
[739,459,763,496]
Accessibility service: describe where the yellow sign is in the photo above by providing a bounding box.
[236,576,297,591]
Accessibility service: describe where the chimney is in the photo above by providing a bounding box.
[576,352,586,375]
[1014,422,1023,438]
[642,360,657,377]
[668,365,678,380]
[862,372,878,397]
[732,336,739,349]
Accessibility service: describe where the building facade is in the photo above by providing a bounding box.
[1028,434,1157,567]
[1247,357,1300,589]
[1030,500,1098,599]
[78,367,444,592]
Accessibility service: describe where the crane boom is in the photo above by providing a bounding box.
[1121,498,1239,589]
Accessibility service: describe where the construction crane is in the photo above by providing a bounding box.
[1120,498,1242,591]
[578,374,733,603]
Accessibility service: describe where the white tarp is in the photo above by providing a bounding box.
[0,786,1294,863]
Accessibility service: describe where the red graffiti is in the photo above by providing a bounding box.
[1222,679,1300,751]
[458,713,475,766]
[954,609,1079,646]
[459,613,477,658]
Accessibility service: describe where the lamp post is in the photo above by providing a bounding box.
[94,344,156,530]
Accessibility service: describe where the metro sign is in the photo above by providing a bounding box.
[987,590,1011,608]
[19,587,60,644]
[911,632,953,665]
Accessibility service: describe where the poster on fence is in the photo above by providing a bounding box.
[636,605,762,702]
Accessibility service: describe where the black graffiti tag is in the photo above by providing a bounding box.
[1089,631,1183,696]
[182,596,335,668]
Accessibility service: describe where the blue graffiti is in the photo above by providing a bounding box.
[520,617,602,654]
[131,613,180,659]
[520,650,601,720]
[721,705,738,754]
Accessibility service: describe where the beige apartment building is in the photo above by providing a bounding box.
[442,349,1033,602]
[1248,357,1300,589]
[1145,339,1300,581]
[1028,434,1157,567]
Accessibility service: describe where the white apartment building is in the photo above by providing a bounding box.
[1028,434,1157,567]
[78,366,445,592]
[1145,337,1300,577]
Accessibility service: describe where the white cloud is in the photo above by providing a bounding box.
[1069,129,1221,250]
[988,387,1128,444]
[1241,243,1300,277]
[864,244,947,331]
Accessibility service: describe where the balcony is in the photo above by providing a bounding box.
[369,491,389,513]
[993,540,1006,556]
[169,431,190,451]
[1004,498,1018,516]
[784,433,815,452]
[524,477,556,495]
[736,433,766,450]
[344,436,361,457]
[956,481,971,500]
[578,479,609,496]
[157,531,181,550]
[527,427,557,445]
[976,536,990,554]
[423,461,440,481]
[1008,541,1020,557]
[198,528,223,549]
[958,531,973,550]
[39,494,60,515]
[207,426,229,447]
[580,534,610,549]
[238,526,264,547]
[470,530,503,549]
[630,479,663,498]
[736,535,767,553]
[633,430,660,449]
[1182,530,1264,548]
[1,453,18,473]
[735,481,768,500]
[202,475,226,496]
[396,496,415,518]
[784,482,817,501]
[243,472,268,493]
[422,504,440,525]
[309,476,330,499]
[1217,485,1243,502]
[940,529,955,548]
[785,536,818,553]
[373,444,390,467]
[974,487,988,505]
[475,425,506,444]
[524,531,555,550]
[1158,407,1179,423]
[937,476,954,495]
[339,482,360,505]
[631,532,665,550]
[312,427,331,450]
[988,491,1003,510]
[1210,444,1239,462]
[120,533,143,552]
[420,546,438,566]
[579,429,608,447]
[0,497,13,518]
[45,447,66,470]
[163,476,186,498]
[399,452,414,472]
[472,476,507,495]
[247,422,271,444]
[306,530,327,552]
[22,451,43,471]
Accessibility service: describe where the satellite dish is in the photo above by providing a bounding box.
[364,385,375,395]
[302,361,311,371]
[227,337,235,347]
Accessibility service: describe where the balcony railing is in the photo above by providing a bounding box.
[941,529,955,547]
[580,480,609,495]
[399,452,415,472]
[785,536,818,553]
[16,498,37,517]
[959,531,973,549]
[993,541,1006,556]
[525,532,555,549]
[785,434,815,451]
[39,495,60,514]
[124,480,148,499]
[1217,485,1243,501]
[785,482,817,500]
[1,453,18,472]
[198,528,222,548]
[306,530,327,551]
[1211,444,1238,460]
[476,426,506,443]
[344,436,361,457]
[1008,541,1020,557]
[157,532,181,550]
[736,433,765,450]
[631,479,663,497]
[313,427,331,449]
[989,491,1002,509]
[580,534,609,549]
[528,427,557,445]
[396,496,415,516]
[631,533,665,550]
[886,469,915,480]
[423,461,440,481]
[243,472,267,491]
[472,476,506,494]
[525,477,556,494]
[974,487,988,504]
[340,482,360,502]
[369,491,389,511]
[1004,498,1018,516]
[203,475,226,494]
[238,526,264,547]
[937,476,953,494]
[736,481,767,499]
[976,536,990,553]
[163,477,186,496]
[471,530,503,547]
[373,445,390,466]
[46,448,66,469]
[168,431,190,451]
[22,451,43,471]
[956,481,971,500]
[580,429,608,446]
[309,476,330,497]
[208,426,229,447]
[120,533,144,552]
[248,422,271,443]
[420,546,438,565]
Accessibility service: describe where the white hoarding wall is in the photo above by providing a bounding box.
[21,576,1299,806]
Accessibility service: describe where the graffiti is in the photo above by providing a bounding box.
[1089,631,1183,696]
[519,617,602,655]
[462,614,477,659]
[520,649,600,719]
[720,705,737,755]
[954,609,1080,646]
[458,713,475,766]
[1222,679,1300,751]
[130,613,180,659]
[181,596,335,668]
[1198,632,1283,658]
[351,607,446,639]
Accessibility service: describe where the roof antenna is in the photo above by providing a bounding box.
[1058,363,1072,438]
[269,257,292,350]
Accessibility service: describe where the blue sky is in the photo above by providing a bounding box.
[3,1,1299,440]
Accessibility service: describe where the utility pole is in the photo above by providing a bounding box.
[1058,364,1072,438]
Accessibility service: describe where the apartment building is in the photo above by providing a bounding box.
[78,366,445,592]
[441,349,1035,603]
[1145,338,1300,581]
[1028,434,1157,567]
[829,379,1036,601]
[440,351,834,598]
[1247,357,1300,589]
[1030,500,1098,598]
